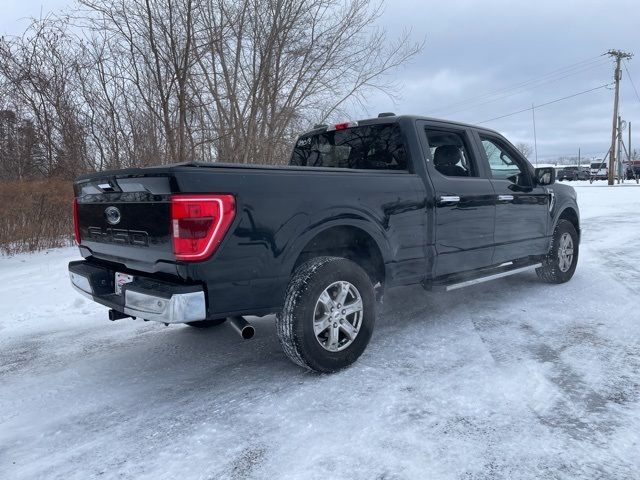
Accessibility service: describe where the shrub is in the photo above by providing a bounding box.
[0,179,74,255]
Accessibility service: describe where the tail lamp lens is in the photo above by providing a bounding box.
[73,198,81,244]
[171,194,235,261]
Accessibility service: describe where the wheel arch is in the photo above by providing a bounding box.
[556,206,580,240]
[287,222,389,288]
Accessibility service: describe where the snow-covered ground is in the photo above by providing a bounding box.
[1,182,639,480]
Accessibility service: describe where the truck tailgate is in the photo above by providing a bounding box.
[74,174,174,272]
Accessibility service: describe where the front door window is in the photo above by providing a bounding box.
[481,138,529,187]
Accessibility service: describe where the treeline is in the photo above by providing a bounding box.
[0,0,421,181]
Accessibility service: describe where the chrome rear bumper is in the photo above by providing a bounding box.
[69,261,206,324]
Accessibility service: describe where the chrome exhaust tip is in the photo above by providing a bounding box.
[227,316,255,340]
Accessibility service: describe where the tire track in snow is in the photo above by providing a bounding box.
[469,296,639,479]
[580,213,640,293]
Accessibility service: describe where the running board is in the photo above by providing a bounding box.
[439,262,542,291]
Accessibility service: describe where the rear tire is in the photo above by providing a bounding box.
[536,219,579,284]
[186,318,226,328]
[276,256,376,373]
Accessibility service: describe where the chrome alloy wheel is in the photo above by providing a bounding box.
[558,232,574,273]
[313,281,364,352]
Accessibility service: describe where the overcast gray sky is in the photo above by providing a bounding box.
[2,0,639,161]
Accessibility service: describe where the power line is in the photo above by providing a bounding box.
[430,55,608,115]
[477,83,613,124]
[623,60,640,103]
[431,55,606,113]
[437,59,611,117]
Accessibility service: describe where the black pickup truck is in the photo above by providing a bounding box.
[69,114,580,372]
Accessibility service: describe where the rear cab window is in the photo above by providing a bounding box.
[290,124,408,171]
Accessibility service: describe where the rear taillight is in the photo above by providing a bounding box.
[170,194,236,261]
[72,198,81,244]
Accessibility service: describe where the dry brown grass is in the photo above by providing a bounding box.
[0,179,74,255]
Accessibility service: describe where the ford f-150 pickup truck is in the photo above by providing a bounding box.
[69,114,580,373]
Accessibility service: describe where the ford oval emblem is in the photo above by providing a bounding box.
[105,206,122,225]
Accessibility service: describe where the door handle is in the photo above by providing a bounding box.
[439,195,460,204]
[497,195,514,202]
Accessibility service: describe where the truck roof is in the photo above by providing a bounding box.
[300,114,502,137]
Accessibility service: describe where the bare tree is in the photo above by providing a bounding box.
[0,0,422,174]
[78,0,421,165]
[0,18,91,178]
[515,142,533,159]
[193,0,422,164]
[78,0,199,164]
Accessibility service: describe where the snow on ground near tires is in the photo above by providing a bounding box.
[1,182,639,480]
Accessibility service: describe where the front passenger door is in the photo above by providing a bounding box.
[477,134,550,264]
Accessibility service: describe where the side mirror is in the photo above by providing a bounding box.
[535,167,555,186]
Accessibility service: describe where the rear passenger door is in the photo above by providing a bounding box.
[474,132,550,263]
[418,121,496,277]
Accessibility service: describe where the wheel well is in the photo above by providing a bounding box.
[558,207,580,238]
[294,226,385,286]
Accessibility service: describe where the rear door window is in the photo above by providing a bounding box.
[424,128,478,177]
[291,124,407,171]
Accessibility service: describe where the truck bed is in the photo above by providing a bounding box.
[74,162,428,317]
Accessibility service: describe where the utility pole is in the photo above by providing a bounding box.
[606,49,633,185]
[632,122,637,183]
[618,116,624,183]
[531,103,538,166]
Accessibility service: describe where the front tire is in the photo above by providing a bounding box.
[276,257,376,373]
[536,219,579,284]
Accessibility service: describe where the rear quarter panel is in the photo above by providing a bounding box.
[177,167,427,316]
